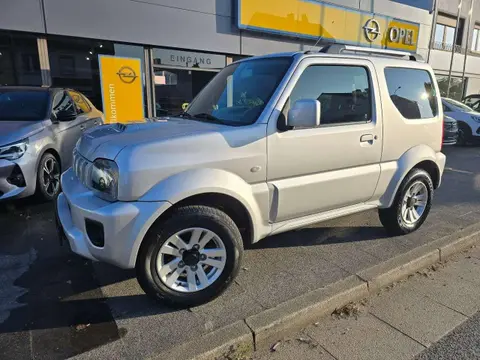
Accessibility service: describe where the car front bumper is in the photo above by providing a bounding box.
[0,156,37,201]
[56,168,171,269]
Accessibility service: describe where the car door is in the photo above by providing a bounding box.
[51,90,84,169]
[267,58,382,223]
[68,90,102,130]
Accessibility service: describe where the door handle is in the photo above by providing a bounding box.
[80,125,86,131]
[360,134,374,142]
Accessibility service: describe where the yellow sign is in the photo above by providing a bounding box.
[99,56,144,123]
[238,0,420,52]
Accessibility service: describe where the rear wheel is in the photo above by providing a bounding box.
[36,153,61,201]
[136,205,243,307]
[379,169,433,236]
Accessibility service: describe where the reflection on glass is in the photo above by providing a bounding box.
[385,68,438,119]
[436,75,466,101]
[0,31,42,86]
[434,24,445,44]
[289,65,371,125]
[185,58,292,126]
[48,37,145,112]
[444,26,455,46]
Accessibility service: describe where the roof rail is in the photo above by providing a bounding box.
[318,44,424,61]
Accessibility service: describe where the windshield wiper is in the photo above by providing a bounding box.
[192,113,228,125]
[176,111,194,119]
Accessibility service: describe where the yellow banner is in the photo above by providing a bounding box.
[238,0,420,52]
[99,56,144,123]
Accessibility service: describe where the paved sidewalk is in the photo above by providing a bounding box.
[251,245,480,360]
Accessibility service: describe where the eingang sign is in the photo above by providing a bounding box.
[99,56,144,123]
[238,0,421,52]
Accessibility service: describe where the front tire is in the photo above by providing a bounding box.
[379,169,433,236]
[136,205,243,307]
[35,153,61,201]
[456,123,472,146]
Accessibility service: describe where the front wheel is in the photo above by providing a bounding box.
[36,153,61,201]
[136,205,243,307]
[379,169,433,236]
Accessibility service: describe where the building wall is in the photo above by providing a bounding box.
[0,0,432,57]
[432,0,480,96]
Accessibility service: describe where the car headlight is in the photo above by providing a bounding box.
[90,158,119,201]
[0,139,28,161]
[471,115,480,123]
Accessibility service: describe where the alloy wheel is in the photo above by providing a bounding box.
[401,181,428,225]
[156,228,227,293]
[42,157,60,197]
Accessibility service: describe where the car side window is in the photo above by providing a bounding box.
[384,67,438,119]
[68,90,91,114]
[52,91,76,118]
[288,65,372,126]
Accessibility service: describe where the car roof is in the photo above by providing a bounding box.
[235,49,430,71]
[465,94,480,99]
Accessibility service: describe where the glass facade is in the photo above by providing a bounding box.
[47,36,146,112]
[0,30,42,86]
[152,48,226,116]
[436,75,467,101]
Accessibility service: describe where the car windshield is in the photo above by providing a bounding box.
[443,98,474,112]
[184,57,293,126]
[0,90,50,121]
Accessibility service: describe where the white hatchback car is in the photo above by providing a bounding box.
[442,97,480,145]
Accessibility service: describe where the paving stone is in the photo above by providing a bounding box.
[253,336,335,360]
[369,285,467,346]
[408,265,480,317]
[306,313,425,360]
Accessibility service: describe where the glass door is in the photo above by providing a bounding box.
[153,67,217,116]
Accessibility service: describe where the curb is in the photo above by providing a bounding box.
[161,222,480,360]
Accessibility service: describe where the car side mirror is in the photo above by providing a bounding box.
[287,99,321,129]
[55,109,77,122]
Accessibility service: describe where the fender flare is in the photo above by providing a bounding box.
[379,145,444,208]
[138,168,268,242]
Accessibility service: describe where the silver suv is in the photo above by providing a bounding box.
[56,45,446,306]
[0,87,104,201]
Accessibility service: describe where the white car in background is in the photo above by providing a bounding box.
[442,97,480,145]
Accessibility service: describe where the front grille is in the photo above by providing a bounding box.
[444,123,458,131]
[73,149,92,188]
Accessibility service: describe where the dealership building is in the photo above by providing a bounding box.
[1,0,476,119]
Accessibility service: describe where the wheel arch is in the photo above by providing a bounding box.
[379,145,445,208]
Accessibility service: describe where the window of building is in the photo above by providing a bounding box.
[0,30,42,86]
[288,65,372,125]
[436,75,467,101]
[384,68,438,119]
[434,13,464,52]
[48,37,146,112]
[471,26,480,52]
[152,48,227,116]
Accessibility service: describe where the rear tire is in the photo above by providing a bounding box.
[456,123,472,146]
[379,169,433,236]
[136,205,243,307]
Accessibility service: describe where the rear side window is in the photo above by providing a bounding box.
[289,65,372,125]
[384,68,438,119]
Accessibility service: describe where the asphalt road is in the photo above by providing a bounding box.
[1,145,480,359]
[416,311,480,360]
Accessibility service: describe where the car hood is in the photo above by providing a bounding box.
[77,117,228,161]
[0,120,46,146]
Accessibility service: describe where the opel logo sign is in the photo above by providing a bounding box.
[364,18,381,42]
[116,66,138,84]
